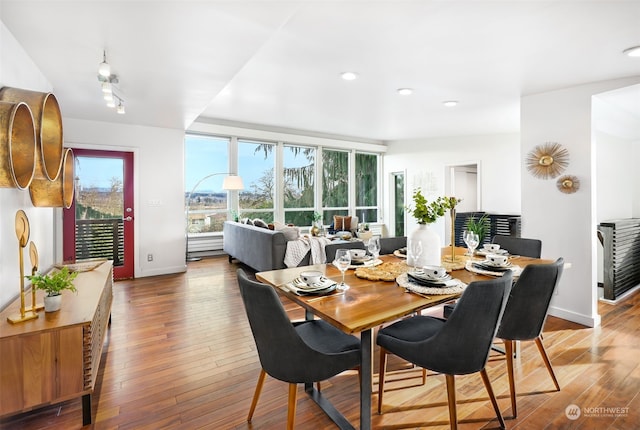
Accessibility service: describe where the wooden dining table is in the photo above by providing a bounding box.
[255,247,549,430]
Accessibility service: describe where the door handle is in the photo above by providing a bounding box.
[124,216,133,222]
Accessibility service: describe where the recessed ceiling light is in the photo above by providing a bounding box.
[443,100,458,107]
[340,72,358,81]
[623,45,640,57]
[397,88,413,95]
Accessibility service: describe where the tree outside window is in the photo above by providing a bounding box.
[284,145,315,225]
[356,152,378,224]
[239,140,275,222]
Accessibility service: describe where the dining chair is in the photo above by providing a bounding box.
[443,235,542,319]
[236,269,361,429]
[379,236,407,255]
[377,273,512,429]
[491,235,542,258]
[324,241,365,262]
[497,257,564,418]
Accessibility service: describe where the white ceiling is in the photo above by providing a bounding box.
[1,1,639,142]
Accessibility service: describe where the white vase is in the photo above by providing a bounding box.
[43,294,62,312]
[407,224,442,268]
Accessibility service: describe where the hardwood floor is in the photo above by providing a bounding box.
[2,256,639,429]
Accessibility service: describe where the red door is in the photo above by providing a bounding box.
[63,149,134,279]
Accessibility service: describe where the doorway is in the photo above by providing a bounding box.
[445,163,479,244]
[63,149,134,279]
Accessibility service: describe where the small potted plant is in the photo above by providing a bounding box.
[26,266,78,312]
[465,213,490,244]
[310,211,323,236]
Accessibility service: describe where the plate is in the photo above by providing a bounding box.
[407,272,454,287]
[472,262,512,272]
[334,258,383,270]
[481,259,512,268]
[477,249,509,256]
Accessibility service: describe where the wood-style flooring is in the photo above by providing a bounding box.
[2,256,639,429]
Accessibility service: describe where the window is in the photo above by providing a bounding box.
[322,149,349,225]
[184,134,230,234]
[283,144,315,225]
[238,140,275,222]
[355,152,378,224]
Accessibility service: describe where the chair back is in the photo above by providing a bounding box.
[497,258,564,341]
[324,241,365,262]
[492,235,542,258]
[379,236,407,255]
[415,273,512,375]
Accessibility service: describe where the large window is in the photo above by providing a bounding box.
[184,133,382,236]
[322,149,349,224]
[239,140,275,222]
[283,145,315,225]
[184,134,230,233]
[355,152,378,224]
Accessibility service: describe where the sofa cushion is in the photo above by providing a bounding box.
[334,215,352,231]
[253,218,269,229]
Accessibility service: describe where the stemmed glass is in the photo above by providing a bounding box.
[334,249,351,291]
[463,231,479,256]
[407,239,423,272]
[367,237,380,261]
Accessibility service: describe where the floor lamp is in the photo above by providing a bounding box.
[186,173,244,262]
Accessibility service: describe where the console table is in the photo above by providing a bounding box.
[0,260,113,425]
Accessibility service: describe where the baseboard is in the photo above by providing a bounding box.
[137,264,187,278]
[598,284,640,304]
[548,305,601,328]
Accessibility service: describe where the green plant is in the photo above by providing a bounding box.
[465,214,490,243]
[26,266,78,297]
[407,189,459,224]
[312,211,323,222]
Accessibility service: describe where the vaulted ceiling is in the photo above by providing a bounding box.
[2,1,639,142]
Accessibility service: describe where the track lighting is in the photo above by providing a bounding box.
[97,49,125,114]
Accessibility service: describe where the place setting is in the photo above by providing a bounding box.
[466,252,523,277]
[396,264,467,296]
[281,270,340,296]
[475,242,510,257]
[336,249,383,269]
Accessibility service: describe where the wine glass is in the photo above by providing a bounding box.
[407,238,423,272]
[463,231,479,256]
[367,237,380,261]
[334,249,351,291]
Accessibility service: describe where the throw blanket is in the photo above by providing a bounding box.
[284,236,332,268]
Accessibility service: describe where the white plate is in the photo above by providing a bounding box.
[334,258,383,269]
[480,259,512,268]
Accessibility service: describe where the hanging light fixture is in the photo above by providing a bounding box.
[97,49,125,114]
[98,50,111,77]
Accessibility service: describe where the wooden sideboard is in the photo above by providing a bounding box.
[0,260,113,425]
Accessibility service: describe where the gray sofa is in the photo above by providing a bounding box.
[223,221,310,272]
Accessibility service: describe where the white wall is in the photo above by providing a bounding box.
[0,22,56,310]
[383,133,521,240]
[521,76,640,328]
[62,118,186,278]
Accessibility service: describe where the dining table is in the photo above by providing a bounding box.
[255,247,550,430]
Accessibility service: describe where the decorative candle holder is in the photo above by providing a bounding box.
[7,210,39,324]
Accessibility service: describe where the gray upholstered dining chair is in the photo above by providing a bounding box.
[236,269,361,429]
[379,236,407,255]
[443,235,542,319]
[377,273,512,430]
[491,235,542,258]
[324,241,365,262]
[497,257,564,418]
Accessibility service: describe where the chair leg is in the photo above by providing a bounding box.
[504,340,517,418]
[445,374,458,430]
[535,335,561,391]
[377,348,388,414]
[287,383,297,430]
[480,368,506,429]
[248,369,267,422]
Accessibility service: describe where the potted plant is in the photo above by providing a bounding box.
[465,213,490,244]
[406,189,459,266]
[310,211,323,236]
[26,266,78,312]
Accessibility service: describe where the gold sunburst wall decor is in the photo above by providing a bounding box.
[557,175,580,194]
[525,142,569,179]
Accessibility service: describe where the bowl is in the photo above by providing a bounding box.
[486,254,508,266]
[422,265,447,278]
[349,249,367,259]
[300,270,323,285]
